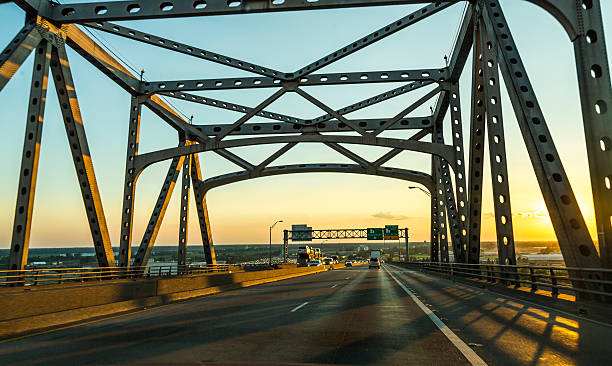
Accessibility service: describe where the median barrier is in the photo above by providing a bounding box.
[0,265,327,339]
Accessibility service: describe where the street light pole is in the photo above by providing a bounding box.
[269,220,283,266]
[407,186,430,263]
[408,186,431,197]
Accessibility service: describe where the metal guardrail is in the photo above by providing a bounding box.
[400,262,612,302]
[0,264,234,287]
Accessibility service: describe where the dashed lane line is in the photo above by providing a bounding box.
[383,265,488,366]
[290,301,309,312]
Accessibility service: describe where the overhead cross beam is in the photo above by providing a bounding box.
[143,68,446,93]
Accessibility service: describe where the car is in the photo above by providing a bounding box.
[323,258,332,265]
[307,260,322,267]
[369,258,381,269]
[345,261,352,267]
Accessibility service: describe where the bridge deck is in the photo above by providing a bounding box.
[1,264,611,365]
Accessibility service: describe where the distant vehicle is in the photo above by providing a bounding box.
[323,258,332,265]
[345,261,352,267]
[331,255,339,264]
[369,250,382,269]
[308,260,322,267]
[297,246,313,267]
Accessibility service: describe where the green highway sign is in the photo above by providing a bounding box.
[384,225,399,240]
[367,228,383,240]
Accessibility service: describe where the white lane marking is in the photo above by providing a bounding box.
[383,266,488,366]
[290,301,309,312]
[331,284,338,288]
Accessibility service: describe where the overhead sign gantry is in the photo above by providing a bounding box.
[283,226,409,262]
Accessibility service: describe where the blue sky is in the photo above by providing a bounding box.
[0,1,610,248]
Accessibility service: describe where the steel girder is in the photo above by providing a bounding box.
[35,0,581,42]
[570,0,612,268]
[178,142,191,266]
[482,2,602,271]
[133,134,456,175]
[191,153,216,265]
[0,20,41,93]
[8,39,51,271]
[466,16,486,264]
[447,83,469,261]
[142,69,446,93]
[199,163,434,195]
[433,157,450,262]
[192,117,433,137]
[118,96,144,267]
[480,16,516,266]
[430,187,439,262]
[50,42,116,267]
[133,153,185,267]
[160,79,434,127]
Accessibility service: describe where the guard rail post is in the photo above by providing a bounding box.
[550,268,559,298]
[529,267,537,292]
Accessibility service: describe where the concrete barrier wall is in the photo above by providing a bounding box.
[0,265,327,339]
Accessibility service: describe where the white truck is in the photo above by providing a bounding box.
[369,250,381,269]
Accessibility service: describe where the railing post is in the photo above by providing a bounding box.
[550,268,559,298]
[529,267,537,292]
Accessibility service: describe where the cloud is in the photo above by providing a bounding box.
[484,210,549,219]
[515,209,549,218]
[371,212,412,221]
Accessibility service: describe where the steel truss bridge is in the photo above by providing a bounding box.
[0,1,610,302]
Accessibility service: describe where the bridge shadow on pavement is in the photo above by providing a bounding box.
[388,266,612,365]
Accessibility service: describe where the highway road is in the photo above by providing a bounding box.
[1,264,611,365]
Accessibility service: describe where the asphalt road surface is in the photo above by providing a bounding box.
[1,264,611,365]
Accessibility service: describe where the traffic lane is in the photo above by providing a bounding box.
[0,266,361,365]
[266,266,472,365]
[387,264,612,366]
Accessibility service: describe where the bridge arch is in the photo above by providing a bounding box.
[198,164,434,195]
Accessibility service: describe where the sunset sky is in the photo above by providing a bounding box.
[0,1,610,249]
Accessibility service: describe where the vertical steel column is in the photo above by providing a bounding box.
[191,154,216,265]
[572,0,612,268]
[448,82,470,261]
[430,190,440,262]
[483,2,601,271]
[404,228,409,263]
[8,39,51,270]
[481,18,517,265]
[118,96,143,267]
[283,230,289,263]
[0,21,41,92]
[49,44,115,267]
[467,16,487,264]
[434,158,450,262]
[132,154,185,267]
[441,161,464,262]
[178,146,191,266]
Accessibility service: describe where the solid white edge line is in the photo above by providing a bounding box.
[383,265,488,366]
[290,301,309,312]
[331,284,338,288]
[391,264,612,329]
